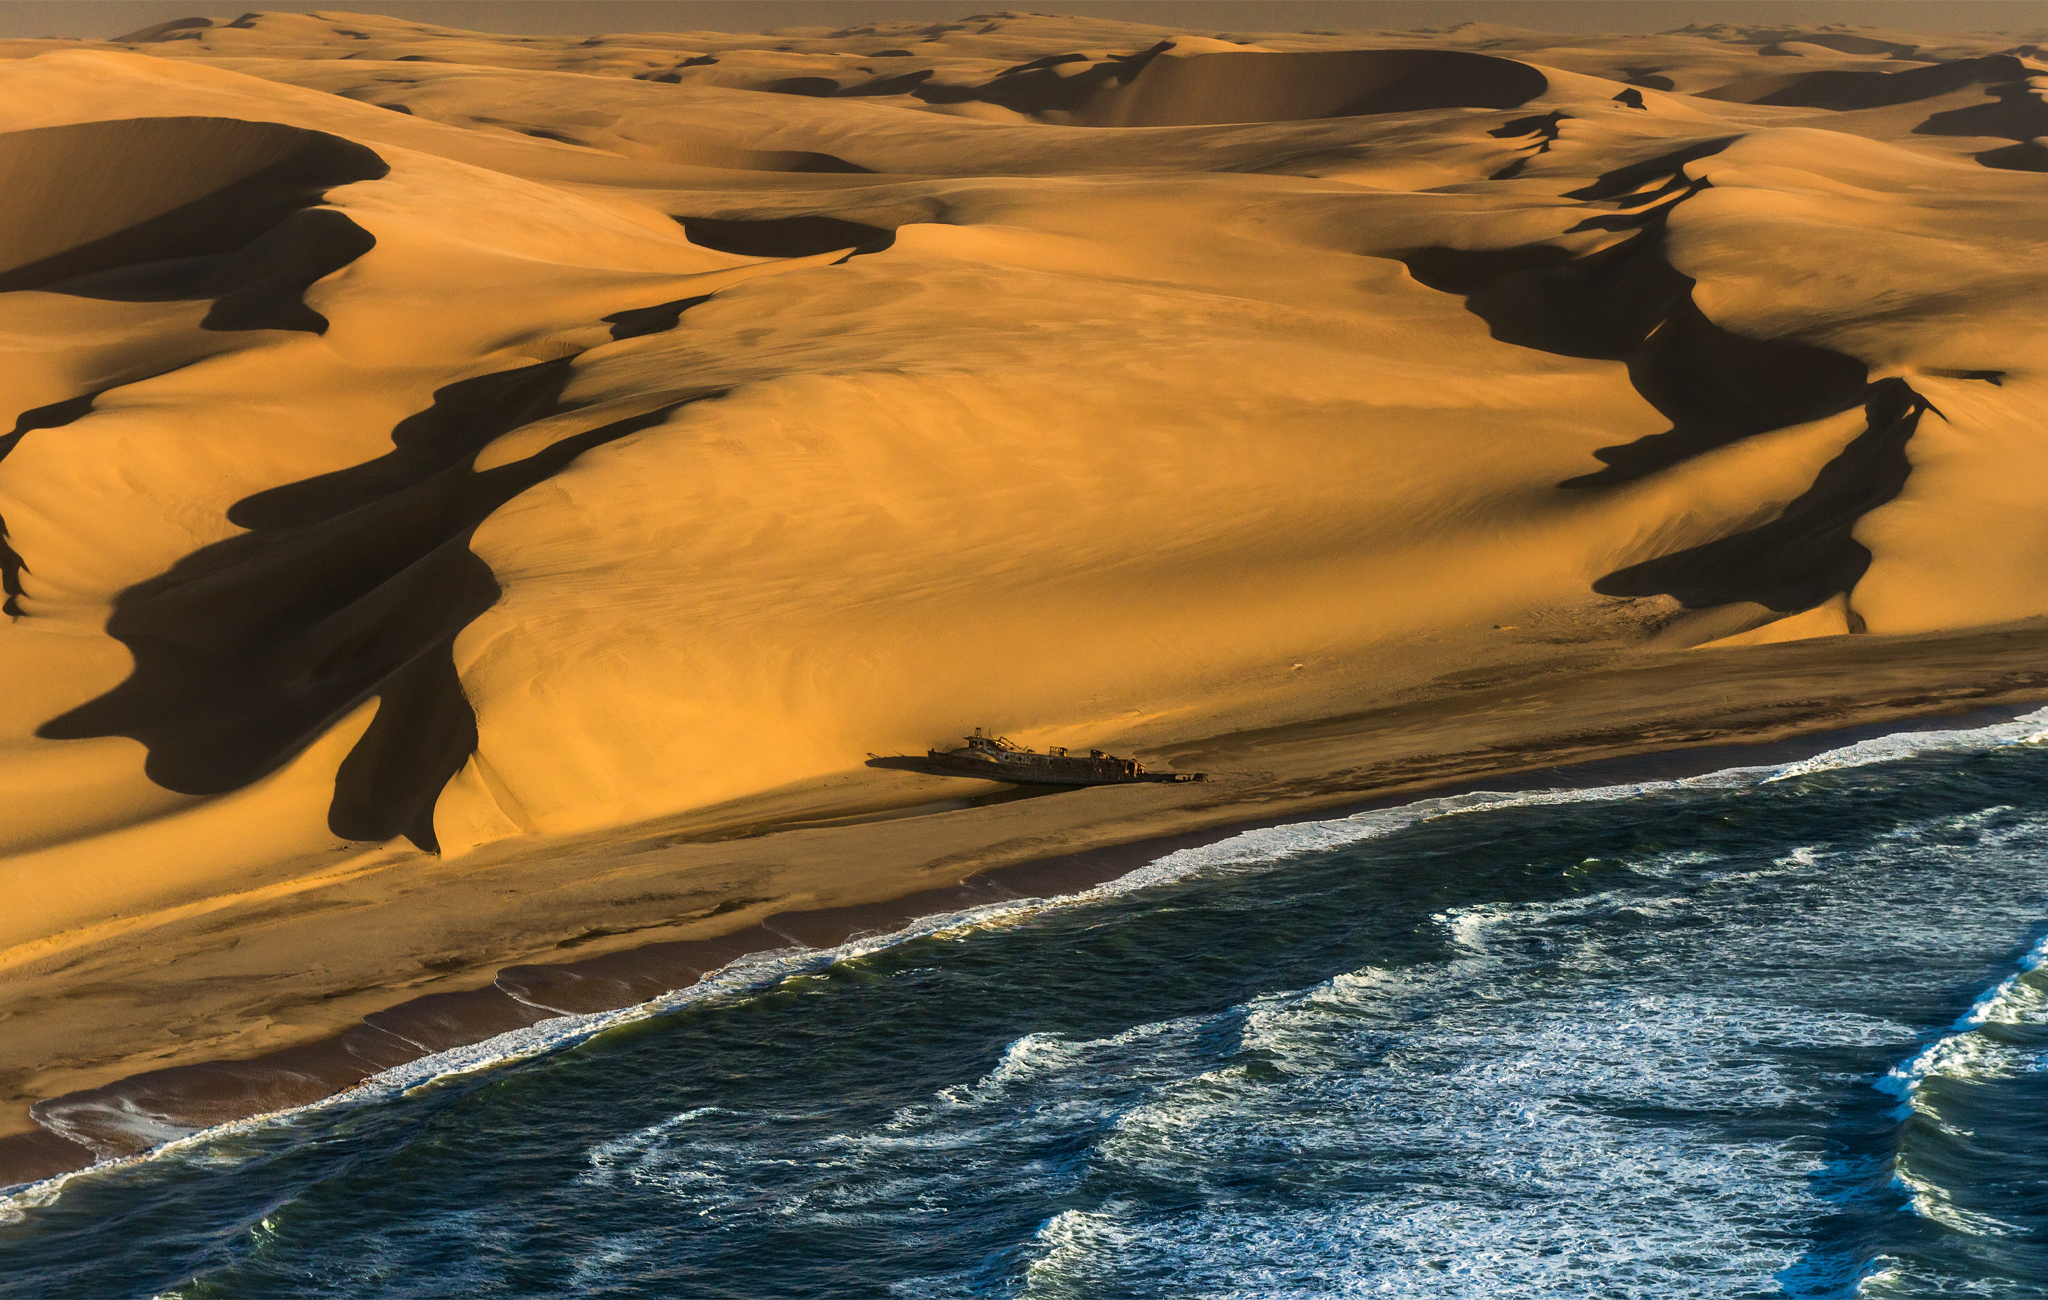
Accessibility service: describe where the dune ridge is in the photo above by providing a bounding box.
[1397,149,1926,621]
[0,115,386,340]
[3,10,2048,1184]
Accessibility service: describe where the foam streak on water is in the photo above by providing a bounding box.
[4,710,2048,1298]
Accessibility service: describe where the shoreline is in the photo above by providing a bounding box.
[6,675,2044,1193]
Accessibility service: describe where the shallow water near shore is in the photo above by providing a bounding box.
[8,713,2048,1297]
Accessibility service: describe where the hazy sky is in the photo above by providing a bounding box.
[4,0,2046,40]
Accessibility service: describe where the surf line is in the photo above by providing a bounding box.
[1880,929,2048,1110]
[8,706,2048,1219]
[1862,700,2048,1232]
[0,851,1235,1224]
[1876,924,2048,1233]
[0,784,1581,1219]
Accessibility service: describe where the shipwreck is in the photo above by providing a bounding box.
[923,729,1202,786]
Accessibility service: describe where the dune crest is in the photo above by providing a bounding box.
[0,116,385,310]
[4,10,2048,1174]
[36,360,710,852]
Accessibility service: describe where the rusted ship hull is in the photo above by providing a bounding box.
[921,734,1203,786]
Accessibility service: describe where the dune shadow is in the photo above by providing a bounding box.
[0,120,766,850]
[1915,75,2048,149]
[917,46,1545,127]
[38,363,714,851]
[770,68,937,99]
[1403,141,1926,616]
[1594,380,1931,613]
[914,41,1170,117]
[1405,169,1867,492]
[0,117,387,331]
[0,393,99,618]
[0,117,388,623]
[679,215,896,259]
[604,294,713,340]
[657,142,870,174]
[1780,32,1924,58]
[509,112,872,174]
[1974,139,2048,172]
[1702,55,2032,111]
[1704,52,2048,169]
[1486,111,1569,180]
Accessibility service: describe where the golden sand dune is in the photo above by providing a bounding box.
[3,11,2048,1180]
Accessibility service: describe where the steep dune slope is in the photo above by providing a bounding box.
[0,117,383,292]
[4,12,2048,1175]
[0,53,826,920]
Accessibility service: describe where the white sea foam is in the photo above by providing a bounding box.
[1877,927,2048,1239]
[1768,707,2048,783]
[1855,1253,2030,1298]
[8,706,2045,1230]
[105,698,2039,1296]
[883,851,1959,1296]
[980,798,2042,1294]
[1881,931,2048,1107]
[1006,979,1838,1293]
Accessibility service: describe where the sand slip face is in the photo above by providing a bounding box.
[2,12,2048,1135]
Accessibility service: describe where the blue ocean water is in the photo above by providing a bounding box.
[7,713,2048,1298]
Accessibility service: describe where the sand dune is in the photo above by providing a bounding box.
[1701,52,2034,110]
[914,47,1549,126]
[4,11,2048,1180]
[0,117,375,284]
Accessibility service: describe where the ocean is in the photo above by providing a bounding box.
[6,711,2048,1298]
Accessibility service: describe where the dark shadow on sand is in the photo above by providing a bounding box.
[864,753,1090,800]
[0,117,387,313]
[1595,380,1933,613]
[0,393,98,618]
[1403,141,1934,615]
[0,119,391,622]
[1702,55,2033,111]
[915,45,1546,126]
[679,215,897,259]
[2,123,751,853]
[38,363,714,851]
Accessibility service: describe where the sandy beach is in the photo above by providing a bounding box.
[6,621,2048,1186]
[5,9,2048,1187]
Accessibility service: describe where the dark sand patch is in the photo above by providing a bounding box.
[679,215,896,258]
